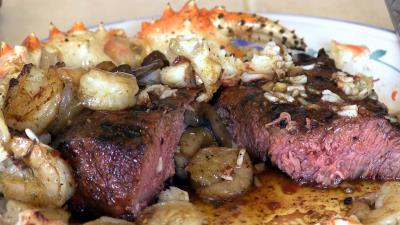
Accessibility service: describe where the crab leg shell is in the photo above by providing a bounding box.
[161,3,176,19]
[138,1,242,56]
[138,1,306,60]
[68,21,87,33]
[210,8,306,50]
[49,23,63,40]
[22,33,41,52]
[0,42,13,57]
[0,42,25,78]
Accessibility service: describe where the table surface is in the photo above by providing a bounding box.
[0,0,394,45]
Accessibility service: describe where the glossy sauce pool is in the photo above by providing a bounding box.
[192,169,382,224]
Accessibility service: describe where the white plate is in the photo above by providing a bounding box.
[101,14,400,113]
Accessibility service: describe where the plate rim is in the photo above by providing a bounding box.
[265,12,396,34]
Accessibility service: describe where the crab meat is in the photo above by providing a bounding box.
[329,40,370,75]
[137,1,306,101]
[160,61,194,88]
[244,41,294,80]
[0,22,144,80]
[138,1,306,54]
[170,37,222,101]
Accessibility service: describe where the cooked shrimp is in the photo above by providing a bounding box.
[158,187,190,203]
[0,23,145,81]
[348,182,400,225]
[79,68,139,110]
[4,64,64,134]
[15,210,67,225]
[0,111,10,167]
[83,217,135,225]
[136,201,205,225]
[136,186,205,225]
[0,134,75,208]
[0,200,70,225]
[0,111,10,145]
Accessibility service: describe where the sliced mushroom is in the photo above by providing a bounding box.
[188,147,253,202]
[175,127,215,179]
[136,201,205,225]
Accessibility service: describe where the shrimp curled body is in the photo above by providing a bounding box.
[0,136,75,207]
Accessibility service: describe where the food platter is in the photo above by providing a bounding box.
[192,170,382,224]
[1,8,400,224]
[103,14,400,113]
[96,14,400,224]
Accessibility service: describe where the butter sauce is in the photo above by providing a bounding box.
[192,169,382,224]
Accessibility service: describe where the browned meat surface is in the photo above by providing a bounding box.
[216,51,400,186]
[56,89,198,220]
[216,86,270,161]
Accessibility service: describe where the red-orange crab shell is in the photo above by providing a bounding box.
[138,1,306,57]
[43,22,143,68]
[137,1,304,101]
[0,22,144,79]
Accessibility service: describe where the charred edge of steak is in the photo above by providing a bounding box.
[215,51,399,186]
[215,86,270,161]
[59,110,183,220]
[55,89,199,220]
[97,121,144,142]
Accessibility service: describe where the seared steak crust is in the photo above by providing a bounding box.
[57,89,198,219]
[216,86,270,161]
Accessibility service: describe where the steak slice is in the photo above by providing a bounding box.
[216,86,270,161]
[269,114,400,186]
[216,51,400,186]
[56,89,198,220]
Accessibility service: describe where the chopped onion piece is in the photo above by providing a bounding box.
[321,89,343,103]
[301,64,315,70]
[241,72,273,83]
[337,105,358,117]
[288,75,308,84]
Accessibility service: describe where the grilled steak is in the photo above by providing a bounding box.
[215,86,270,161]
[216,51,400,186]
[56,89,198,220]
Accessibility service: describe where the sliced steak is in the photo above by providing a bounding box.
[216,51,400,186]
[216,86,270,161]
[269,114,400,186]
[56,89,198,220]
